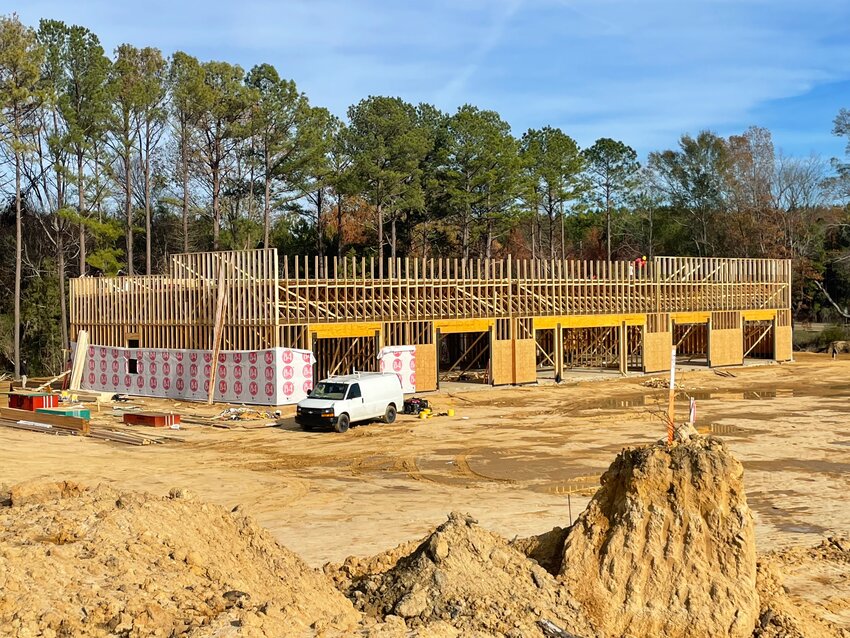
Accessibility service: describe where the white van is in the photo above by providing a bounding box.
[295,372,404,433]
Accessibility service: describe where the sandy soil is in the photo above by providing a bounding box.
[2,352,849,572]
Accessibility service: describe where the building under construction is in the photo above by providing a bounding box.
[69,249,792,404]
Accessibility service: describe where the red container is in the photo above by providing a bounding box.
[123,412,181,428]
[8,392,59,411]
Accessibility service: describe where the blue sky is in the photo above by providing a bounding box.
[11,0,850,159]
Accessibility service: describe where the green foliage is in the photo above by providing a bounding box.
[521,126,586,258]
[20,265,64,374]
[347,96,433,258]
[582,138,640,258]
[435,105,521,258]
[648,131,730,256]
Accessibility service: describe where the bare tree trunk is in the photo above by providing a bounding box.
[57,225,68,351]
[377,200,384,277]
[263,169,271,250]
[14,143,22,378]
[78,153,86,275]
[549,212,555,259]
[391,215,397,259]
[182,131,189,252]
[560,202,565,260]
[213,162,220,251]
[336,195,344,256]
[144,131,152,274]
[124,147,134,275]
[486,217,494,260]
[94,146,102,222]
[606,181,613,261]
[647,205,654,259]
[462,214,470,261]
[247,136,254,225]
[316,188,324,260]
[531,214,536,260]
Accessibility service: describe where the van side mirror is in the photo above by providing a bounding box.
[306,389,311,396]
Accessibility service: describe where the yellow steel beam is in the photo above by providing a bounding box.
[434,318,494,334]
[742,309,777,321]
[310,322,381,338]
[534,314,645,330]
[670,311,710,324]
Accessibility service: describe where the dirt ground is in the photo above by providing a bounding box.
[2,351,849,576]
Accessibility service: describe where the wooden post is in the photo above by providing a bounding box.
[207,262,229,405]
[667,345,677,443]
[619,321,627,375]
[555,322,563,383]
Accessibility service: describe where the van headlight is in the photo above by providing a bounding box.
[321,410,334,417]
[296,406,302,414]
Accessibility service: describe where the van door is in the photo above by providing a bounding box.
[344,383,366,422]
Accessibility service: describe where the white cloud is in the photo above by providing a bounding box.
[14,0,850,154]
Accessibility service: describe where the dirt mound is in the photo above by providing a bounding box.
[342,511,593,638]
[326,536,426,593]
[510,526,570,575]
[754,537,850,638]
[0,481,358,637]
[559,436,758,638]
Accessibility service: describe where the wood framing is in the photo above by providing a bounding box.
[70,251,793,393]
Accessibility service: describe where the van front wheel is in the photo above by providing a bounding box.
[384,404,397,424]
[334,413,350,433]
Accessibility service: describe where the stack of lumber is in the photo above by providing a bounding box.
[87,428,161,446]
[0,405,171,446]
[0,406,90,435]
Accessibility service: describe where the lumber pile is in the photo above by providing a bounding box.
[0,399,176,446]
[0,406,90,435]
[87,429,159,446]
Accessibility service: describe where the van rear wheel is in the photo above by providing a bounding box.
[334,413,350,433]
[384,404,397,424]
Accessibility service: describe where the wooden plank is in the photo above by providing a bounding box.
[207,260,229,405]
[70,329,89,390]
[0,407,90,434]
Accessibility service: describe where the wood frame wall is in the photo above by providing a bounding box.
[70,250,793,390]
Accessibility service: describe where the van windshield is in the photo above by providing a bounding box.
[311,382,348,400]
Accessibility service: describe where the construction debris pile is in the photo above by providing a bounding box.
[1,436,848,638]
[641,376,682,389]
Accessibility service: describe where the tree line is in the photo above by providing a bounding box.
[1,13,849,375]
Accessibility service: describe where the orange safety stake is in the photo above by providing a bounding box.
[667,346,677,444]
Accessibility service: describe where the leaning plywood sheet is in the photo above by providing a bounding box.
[69,330,88,391]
